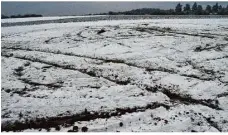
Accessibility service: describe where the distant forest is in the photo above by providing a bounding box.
[2,2,228,19]
[1,14,42,19]
[95,2,228,15]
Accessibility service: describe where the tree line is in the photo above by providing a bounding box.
[1,14,42,19]
[2,2,228,18]
[96,2,228,15]
[175,2,228,15]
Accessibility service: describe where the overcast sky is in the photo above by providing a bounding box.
[2,2,228,16]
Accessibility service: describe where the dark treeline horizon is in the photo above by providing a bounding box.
[95,2,228,15]
[1,14,42,19]
[2,2,228,19]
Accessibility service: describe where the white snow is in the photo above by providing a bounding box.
[1,18,228,132]
[1,15,107,23]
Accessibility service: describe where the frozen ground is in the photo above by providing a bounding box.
[1,15,107,23]
[2,15,228,27]
[1,18,228,132]
[1,16,79,23]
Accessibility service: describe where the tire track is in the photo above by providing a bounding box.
[145,85,222,110]
[135,27,217,39]
[1,54,125,86]
[1,102,170,132]
[2,47,216,81]
[2,54,222,111]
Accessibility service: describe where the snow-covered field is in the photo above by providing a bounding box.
[1,15,106,23]
[1,18,228,132]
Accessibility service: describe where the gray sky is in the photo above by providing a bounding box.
[2,2,228,16]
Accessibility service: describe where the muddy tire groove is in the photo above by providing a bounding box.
[145,85,222,110]
[44,37,58,44]
[1,102,170,132]
[2,47,122,64]
[2,53,222,111]
[217,92,228,98]
[2,52,223,111]
[1,54,124,86]
[2,47,176,74]
[2,47,217,82]
[135,27,216,39]
[162,89,222,110]
[204,55,228,62]
[1,51,223,111]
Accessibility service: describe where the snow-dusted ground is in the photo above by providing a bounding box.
[1,18,228,132]
[2,15,228,27]
[1,15,105,23]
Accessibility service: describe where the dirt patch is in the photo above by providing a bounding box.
[194,43,228,52]
[97,29,106,34]
[203,116,222,132]
[44,37,57,44]
[14,66,24,77]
